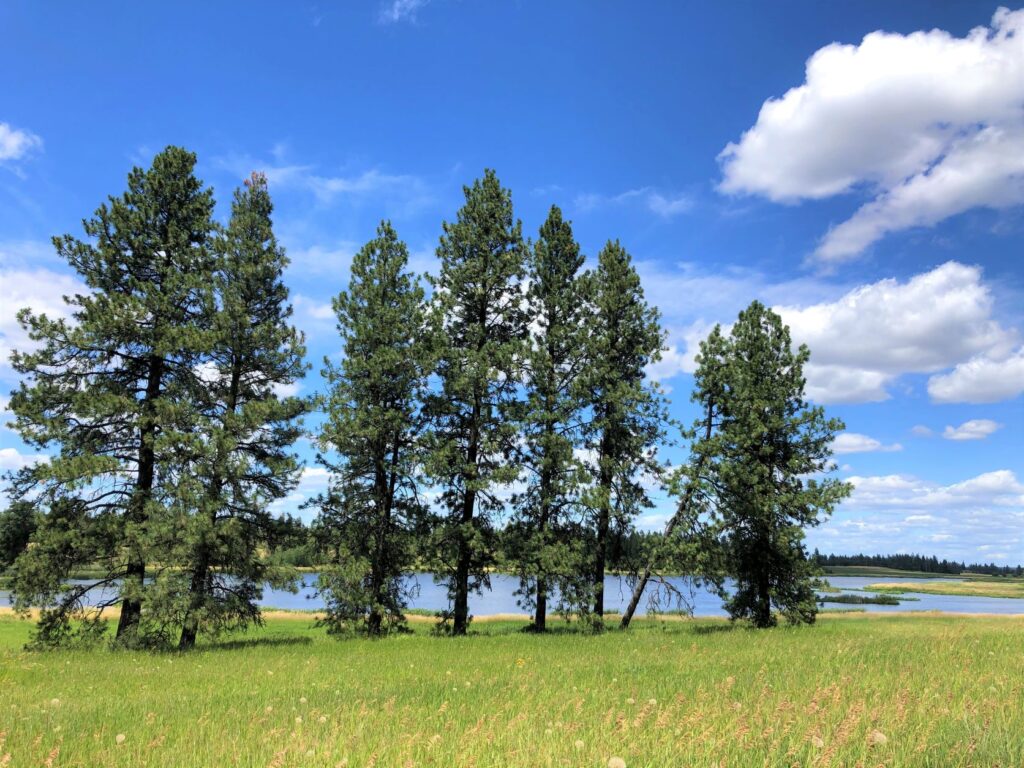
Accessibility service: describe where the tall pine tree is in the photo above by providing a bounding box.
[582,240,669,621]
[507,205,591,630]
[707,301,850,627]
[174,172,308,649]
[8,146,216,646]
[424,170,528,635]
[314,221,430,636]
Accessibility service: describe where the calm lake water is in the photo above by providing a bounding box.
[3,573,1022,616]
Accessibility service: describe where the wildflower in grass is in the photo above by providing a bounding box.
[608,758,626,768]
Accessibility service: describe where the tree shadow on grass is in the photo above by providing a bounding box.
[689,623,740,635]
[201,635,314,653]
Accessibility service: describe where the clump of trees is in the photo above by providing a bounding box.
[4,149,309,648]
[1,147,852,647]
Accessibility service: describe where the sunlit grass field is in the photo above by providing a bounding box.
[1,612,1022,767]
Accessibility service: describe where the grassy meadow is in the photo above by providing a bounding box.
[1,611,1022,767]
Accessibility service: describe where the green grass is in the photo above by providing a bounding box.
[2,612,1023,767]
[867,579,1024,599]
[817,593,903,605]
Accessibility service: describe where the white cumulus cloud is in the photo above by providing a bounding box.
[831,432,902,455]
[942,419,1003,441]
[0,245,86,383]
[776,261,1018,403]
[0,122,43,163]
[927,346,1024,403]
[636,259,1022,405]
[718,7,1024,264]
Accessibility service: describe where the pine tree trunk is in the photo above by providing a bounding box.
[116,559,146,641]
[592,432,612,619]
[756,529,773,627]
[756,568,772,627]
[593,504,608,618]
[452,484,475,635]
[367,442,392,637]
[117,354,164,642]
[453,399,480,636]
[534,423,554,631]
[178,365,239,649]
[534,577,547,631]
[178,548,210,650]
[534,474,549,629]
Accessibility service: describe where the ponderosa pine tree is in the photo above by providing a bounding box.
[174,172,308,649]
[314,221,430,636]
[7,146,217,646]
[507,205,591,631]
[424,170,528,636]
[582,240,669,621]
[707,301,850,627]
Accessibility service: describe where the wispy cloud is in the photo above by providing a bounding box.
[214,153,436,213]
[574,186,692,218]
[379,0,429,24]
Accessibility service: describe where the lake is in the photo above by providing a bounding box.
[256,573,1024,616]
[3,573,1023,617]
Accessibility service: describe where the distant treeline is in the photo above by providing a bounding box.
[812,551,1023,577]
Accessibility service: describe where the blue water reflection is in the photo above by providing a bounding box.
[3,573,1022,617]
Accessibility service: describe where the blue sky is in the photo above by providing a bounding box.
[0,1,1021,564]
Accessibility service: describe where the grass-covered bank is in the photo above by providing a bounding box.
[867,580,1024,599]
[1,614,1022,767]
